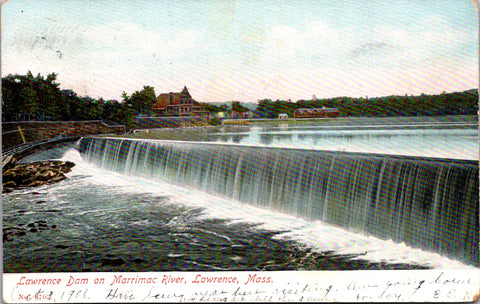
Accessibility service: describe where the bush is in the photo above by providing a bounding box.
[208,117,222,126]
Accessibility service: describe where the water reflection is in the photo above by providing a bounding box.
[232,134,246,143]
[260,133,293,145]
[129,118,478,160]
[259,134,273,145]
[206,125,478,160]
[214,134,249,143]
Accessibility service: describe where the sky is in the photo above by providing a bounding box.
[1,0,478,103]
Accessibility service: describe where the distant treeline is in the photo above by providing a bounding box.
[2,72,478,125]
[251,90,478,118]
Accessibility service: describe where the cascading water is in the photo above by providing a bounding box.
[77,137,479,266]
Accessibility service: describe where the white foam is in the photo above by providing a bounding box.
[61,148,477,270]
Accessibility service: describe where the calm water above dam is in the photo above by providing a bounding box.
[132,116,478,160]
[3,116,479,272]
[210,125,478,159]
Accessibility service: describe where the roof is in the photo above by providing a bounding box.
[152,86,199,110]
[152,86,195,109]
[295,107,338,113]
[153,93,180,110]
[180,86,191,98]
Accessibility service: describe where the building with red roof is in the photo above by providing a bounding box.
[152,86,209,117]
[293,107,339,118]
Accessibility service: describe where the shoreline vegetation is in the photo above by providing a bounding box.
[2,73,478,130]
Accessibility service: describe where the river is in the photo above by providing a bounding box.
[3,116,478,272]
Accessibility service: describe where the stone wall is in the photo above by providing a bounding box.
[2,121,125,149]
[134,116,210,129]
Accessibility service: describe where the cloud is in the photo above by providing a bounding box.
[254,15,474,73]
[2,20,206,99]
[349,42,392,58]
[195,48,478,103]
[259,25,303,63]
[258,21,344,66]
[83,22,201,58]
[2,3,477,103]
[368,16,475,66]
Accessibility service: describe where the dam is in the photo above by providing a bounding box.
[77,136,479,266]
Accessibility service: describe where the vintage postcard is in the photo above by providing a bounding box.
[2,0,479,302]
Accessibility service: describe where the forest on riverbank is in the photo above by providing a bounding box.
[2,72,478,125]
[251,89,478,118]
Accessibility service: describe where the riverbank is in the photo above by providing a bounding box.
[244,114,478,127]
[2,137,80,192]
[2,136,80,170]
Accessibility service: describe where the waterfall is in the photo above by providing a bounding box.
[77,137,479,265]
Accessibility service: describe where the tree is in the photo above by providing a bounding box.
[201,102,229,113]
[2,75,24,121]
[231,101,249,112]
[3,73,477,123]
[128,86,156,116]
[256,99,276,118]
[63,89,81,120]
[117,91,136,129]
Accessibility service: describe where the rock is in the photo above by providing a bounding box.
[49,175,66,183]
[54,244,70,249]
[2,160,75,193]
[4,181,16,188]
[2,227,27,239]
[26,180,46,187]
[131,258,144,263]
[3,187,14,193]
[38,224,49,230]
[35,170,56,181]
[2,220,59,242]
[59,161,75,173]
[101,258,126,267]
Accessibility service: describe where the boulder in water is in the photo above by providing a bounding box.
[2,160,75,193]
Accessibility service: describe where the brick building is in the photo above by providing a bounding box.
[152,86,209,117]
[293,107,339,118]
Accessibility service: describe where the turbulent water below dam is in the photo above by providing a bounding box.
[2,149,478,271]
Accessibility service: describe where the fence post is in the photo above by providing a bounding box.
[17,126,26,143]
